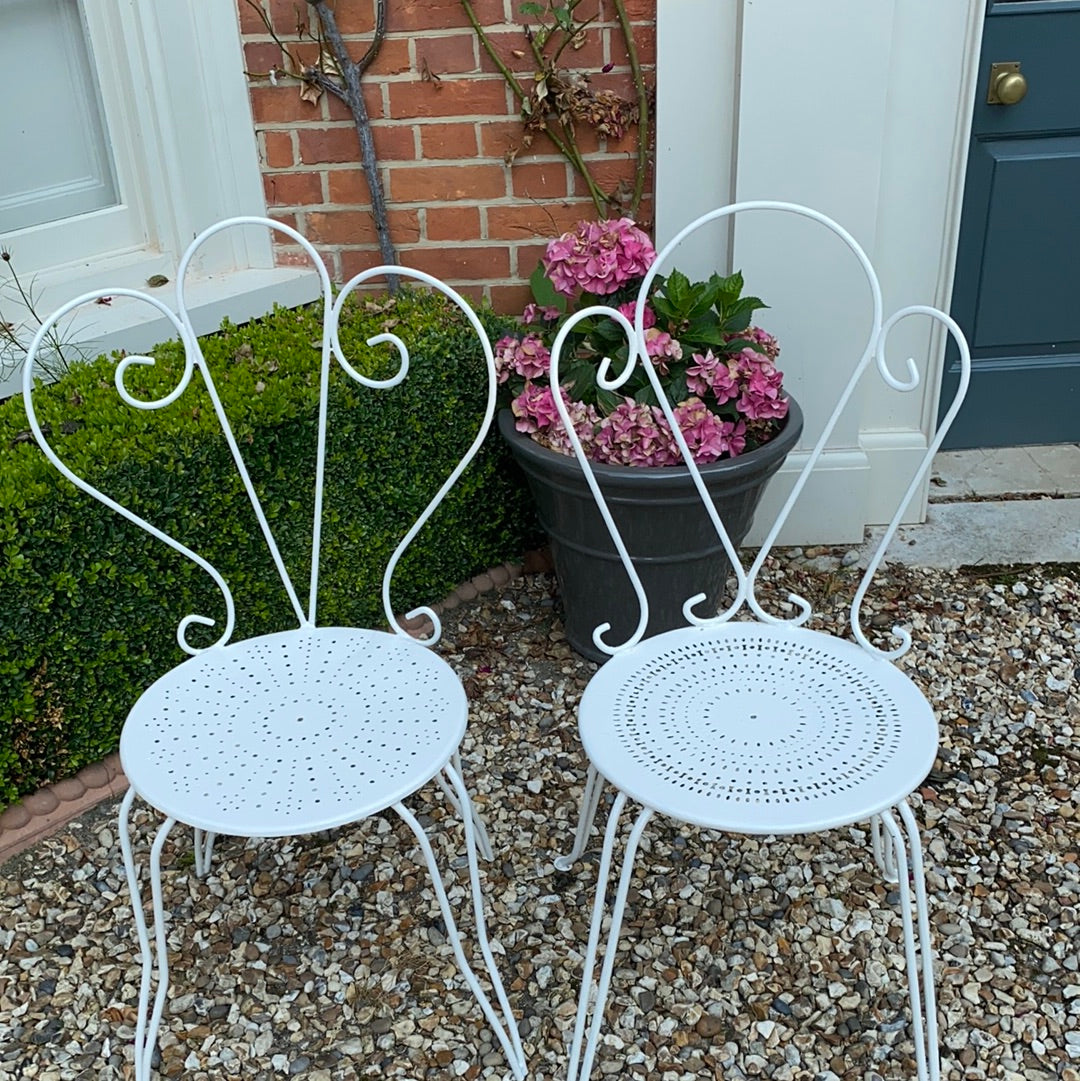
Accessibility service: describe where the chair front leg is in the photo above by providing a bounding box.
[192,828,217,878]
[435,750,494,861]
[119,789,177,1081]
[869,814,899,883]
[880,804,940,1081]
[567,793,653,1081]
[554,764,604,872]
[393,763,526,1080]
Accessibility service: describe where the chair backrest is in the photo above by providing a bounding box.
[22,217,497,654]
[547,200,972,661]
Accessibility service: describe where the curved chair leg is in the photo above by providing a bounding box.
[870,814,899,883]
[118,789,177,1081]
[880,804,940,1081]
[435,750,494,861]
[567,792,653,1081]
[393,764,526,1080]
[554,764,604,872]
[192,829,217,879]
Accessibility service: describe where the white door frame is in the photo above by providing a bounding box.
[656,0,985,542]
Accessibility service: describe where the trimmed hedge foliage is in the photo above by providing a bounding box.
[0,289,537,810]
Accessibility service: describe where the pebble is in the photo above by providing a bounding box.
[1,563,1077,1080]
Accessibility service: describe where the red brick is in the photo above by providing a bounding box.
[416,33,478,76]
[486,201,598,238]
[419,122,479,160]
[275,245,336,277]
[263,130,294,168]
[267,0,309,33]
[513,242,550,277]
[386,0,500,33]
[488,283,533,315]
[363,37,412,77]
[305,210,381,245]
[251,84,318,124]
[263,171,324,206]
[331,2,376,34]
[238,0,268,35]
[244,41,283,75]
[620,0,657,19]
[298,126,368,165]
[388,78,509,120]
[389,163,506,202]
[325,81,385,121]
[327,168,372,205]
[426,206,482,242]
[405,245,511,282]
[478,120,559,160]
[511,161,568,200]
[474,30,537,79]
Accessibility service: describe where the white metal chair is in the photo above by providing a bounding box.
[549,202,971,1081]
[22,218,526,1081]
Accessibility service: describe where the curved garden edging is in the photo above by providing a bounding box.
[0,557,549,866]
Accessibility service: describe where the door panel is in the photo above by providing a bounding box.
[940,5,1080,447]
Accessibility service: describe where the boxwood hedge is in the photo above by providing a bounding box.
[0,289,537,810]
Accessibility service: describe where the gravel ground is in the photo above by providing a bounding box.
[2,555,1078,1081]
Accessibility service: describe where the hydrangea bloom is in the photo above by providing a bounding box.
[522,302,561,325]
[735,351,788,421]
[593,400,681,467]
[686,349,739,404]
[543,218,656,297]
[494,334,551,385]
[616,301,657,330]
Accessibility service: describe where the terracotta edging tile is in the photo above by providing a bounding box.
[0,559,541,866]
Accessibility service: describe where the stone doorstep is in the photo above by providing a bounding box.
[0,558,544,869]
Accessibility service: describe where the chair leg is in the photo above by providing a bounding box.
[192,829,217,879]
[118,788,177,1081]
[435,750,494,861]
[567,793,653,1081]
[870,814,899,883]
[554,764,604,872]
[880,805,940,1081]
[392,764,527,1080]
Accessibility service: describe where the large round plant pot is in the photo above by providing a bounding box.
[499,400,804,662]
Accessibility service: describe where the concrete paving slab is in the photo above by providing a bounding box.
[865,497,1080,569]
[932,444,1080,501]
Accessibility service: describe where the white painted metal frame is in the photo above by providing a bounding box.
[22,218,525,1080]
[550,202,970,1081]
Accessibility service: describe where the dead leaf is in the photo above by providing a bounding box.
[420,57,441,85]
[254,380,266,393]
[299,79,322,105]
[95,296,113,306]
[146,275,169,288]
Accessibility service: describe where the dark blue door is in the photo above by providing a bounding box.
[941,0,1080,448]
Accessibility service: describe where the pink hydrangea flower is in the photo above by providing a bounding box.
[616,301,657,330]
[511,382,563,433]
[644,328,682,362]
[593,400,681,467]
[686,349,739,405]
[543,218,656,297]
[736,351,788,421]
[522,302,561,325]
[735,326,780,360]
[494,334,552,385]
[531,398,602,456]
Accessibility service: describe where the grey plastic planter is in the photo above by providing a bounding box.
[499,400,803,662]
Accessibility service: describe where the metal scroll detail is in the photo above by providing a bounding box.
[547,200,972,659]
[23,217,497,652]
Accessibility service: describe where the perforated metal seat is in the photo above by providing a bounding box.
[577,622,936,835]
[24,218,525,1081]
[549,202,972,1081]
[122,627,467,836]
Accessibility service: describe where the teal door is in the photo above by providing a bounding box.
[940,0,1080,448]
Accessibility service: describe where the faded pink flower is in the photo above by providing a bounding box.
[593,400,681,467]
[522,302,561,325]
[736,351,788,421]
[644,328,682,362]
[543,218,656,297]
[511,382,562,433]
[670,398,730,463]
[531,398,602,456]
[494,334,551,385]
[735,326,781,360]
[686,349,739,404]
[617,301,657,330]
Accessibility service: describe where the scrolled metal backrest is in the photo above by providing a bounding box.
[23,216,497,654]
[549,200,971,661]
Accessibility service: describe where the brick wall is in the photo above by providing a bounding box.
[238,0,656,313]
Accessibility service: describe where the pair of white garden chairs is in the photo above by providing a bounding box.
[23,206,969,1081]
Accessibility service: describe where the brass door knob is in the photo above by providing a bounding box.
[987,62,1028,106]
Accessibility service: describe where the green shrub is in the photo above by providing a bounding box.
[0,289,538,810]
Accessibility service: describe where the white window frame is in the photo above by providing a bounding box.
[1,0,319,397]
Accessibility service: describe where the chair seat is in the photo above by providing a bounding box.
[579,622,937,835]
[120,626,467,837]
